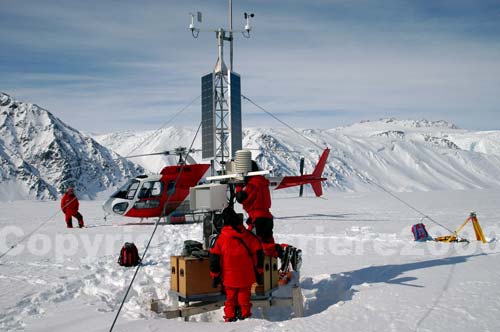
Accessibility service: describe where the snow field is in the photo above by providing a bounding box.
[1,189,500,331]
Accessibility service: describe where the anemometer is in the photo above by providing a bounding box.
[189,10,255,38]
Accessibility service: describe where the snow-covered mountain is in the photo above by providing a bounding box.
[95,118,500,193]
[0,92,143,200]
[2,89,498,200]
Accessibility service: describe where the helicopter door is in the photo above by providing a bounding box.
[134,181,163,209]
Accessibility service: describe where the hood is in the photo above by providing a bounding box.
[221,225,247,239]
[249,175,269,186]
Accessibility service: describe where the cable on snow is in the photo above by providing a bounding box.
[108,121,202,332]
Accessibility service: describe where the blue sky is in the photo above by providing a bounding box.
[1,0,500,132]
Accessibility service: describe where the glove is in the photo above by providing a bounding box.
[235,191,248,203]
[212,276,221,288]
[256,272,264,285]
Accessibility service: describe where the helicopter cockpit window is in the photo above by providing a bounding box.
[125,180,140,200]
[138,181,163,199]
[111,179,137,199]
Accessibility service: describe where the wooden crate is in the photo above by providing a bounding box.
[252,256,279,295]
[175,256,221,297]
[270,257,279,289]
[171,255,278,298]
[170,256,179,292]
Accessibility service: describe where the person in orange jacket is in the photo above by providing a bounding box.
[209,206,264,322]
[60,187,84,228]
[235,161,282,258]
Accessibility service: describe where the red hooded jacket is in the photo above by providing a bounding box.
[61,193,79,214]
[210,225,263,288]
[235,175,273,221]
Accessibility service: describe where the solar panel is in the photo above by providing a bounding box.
[229,72,242,157]
[201,73,214,159]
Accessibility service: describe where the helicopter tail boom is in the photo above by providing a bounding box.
[273,148,330,197]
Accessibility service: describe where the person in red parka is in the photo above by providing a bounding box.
[60,187,84,228]
[210,206,264,322]
[235,161,282,258]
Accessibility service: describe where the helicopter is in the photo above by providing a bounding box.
[102,147,330,220]
[102,147,210,220]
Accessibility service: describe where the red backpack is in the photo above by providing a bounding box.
[118,242,141,266]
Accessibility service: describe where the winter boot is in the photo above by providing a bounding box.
[76,213,84,228]
[235,306,242,320]
[239,313,252,320]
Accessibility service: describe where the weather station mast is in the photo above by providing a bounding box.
[189,1,255,175]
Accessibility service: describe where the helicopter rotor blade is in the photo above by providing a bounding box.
[124,151,172,159]
[122,148,201,159]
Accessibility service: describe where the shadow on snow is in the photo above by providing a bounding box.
[300,253,486,317]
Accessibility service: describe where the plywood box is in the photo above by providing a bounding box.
[174,256,221,297]
[270,257,279,289]
[172,255,277,297]
[170,256,179,292]
[252,256,279,295]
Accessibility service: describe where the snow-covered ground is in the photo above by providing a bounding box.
[1,189,500,331]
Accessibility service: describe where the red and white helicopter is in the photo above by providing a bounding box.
[102,147,330,220]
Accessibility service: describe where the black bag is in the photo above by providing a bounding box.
[118,242,141,267]
[182,240,203,256]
